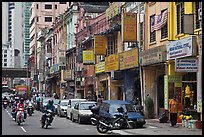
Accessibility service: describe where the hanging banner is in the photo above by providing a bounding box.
[83,50,94,64]
[105,54,119,72]
[94,35,107,55]
[122,12,137,42]
[119,48,139,70]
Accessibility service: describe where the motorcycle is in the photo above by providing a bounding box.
[96,107,134,134]
[3,100,8,109]
[89,105,100,125]
[41,109,54,129]
[8,99,12,108]
[27,103,34,116]
[16,107,25,125]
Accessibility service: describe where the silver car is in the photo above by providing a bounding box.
[57,99,69,117]
[66,99,87,120]
[71,101,97,124]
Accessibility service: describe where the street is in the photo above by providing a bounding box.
[2,107,101,135]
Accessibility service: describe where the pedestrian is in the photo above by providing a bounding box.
[168,96,178,127]
[97,95,103,105]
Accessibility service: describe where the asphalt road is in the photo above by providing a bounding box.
[2,106,103,135]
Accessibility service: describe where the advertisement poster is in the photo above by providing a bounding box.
[105,54,119,72]
[83,50,94,64]
[94,35,107,55]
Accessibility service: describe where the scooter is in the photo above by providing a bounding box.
[27,103,34,116]
[16,108,25,125]
[3,100,8,109]
[96,107,134,134]
[41,109,54,129]
[89,105,100,125]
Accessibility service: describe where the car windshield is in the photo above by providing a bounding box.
[80,103,96,110]
[61,101,68,106]
[109,104,136,113]
[54,99,59,105]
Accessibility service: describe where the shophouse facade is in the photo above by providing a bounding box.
[166,2,202,121]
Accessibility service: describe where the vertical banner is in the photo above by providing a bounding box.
[83,50,94,64]
[94,35,107,55]
[164,75,168,110]
[122,12,137,42]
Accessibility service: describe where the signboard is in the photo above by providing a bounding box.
[167,36,197,60]
[106,2,121,20]
[197,100,202,113]
[105,54,119,72]
[94,35,107,55]
[175,58,198,72]
[119,48,139,70]
[122,12,137,42]
[95,62,105,74]
[83,50,94,64]
[141,45,166,66]
[64,70,74,81]
[164,75,168,109]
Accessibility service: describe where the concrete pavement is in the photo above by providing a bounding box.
[111,119,202,135]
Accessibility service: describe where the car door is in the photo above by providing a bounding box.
[72,102,79,120]
[67,100,71,119]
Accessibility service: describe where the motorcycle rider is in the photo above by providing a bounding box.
[2,96,8,109]
[14,98,27,121]
[41,99,55,125]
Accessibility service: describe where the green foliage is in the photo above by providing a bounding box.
[145,96,154,118]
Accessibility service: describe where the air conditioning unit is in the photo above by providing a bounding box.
[198,8,202,21]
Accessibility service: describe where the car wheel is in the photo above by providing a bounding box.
[71,114,75,122]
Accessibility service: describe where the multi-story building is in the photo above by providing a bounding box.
[23,2,32,67]
[29,2,68,90]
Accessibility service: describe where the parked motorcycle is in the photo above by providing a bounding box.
[27,103,34,116]
[89,105,100,125]
[3,100,8,109]
[41,109,54,129]
[96,107,134,133]
[16,107,25,125]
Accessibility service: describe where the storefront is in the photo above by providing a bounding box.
[140,45,167,116]
[166,36,199,121]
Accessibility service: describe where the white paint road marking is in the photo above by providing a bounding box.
[149,125,157,128]
[21,127,27,132]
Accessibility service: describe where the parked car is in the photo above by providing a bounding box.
[98,100,146,128]
[71,101,97,124]
[57,99,69,117]
[66,99,87,120]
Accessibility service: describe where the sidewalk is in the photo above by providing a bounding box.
[111,119,202,135]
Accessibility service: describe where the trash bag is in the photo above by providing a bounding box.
[159,112,168,123]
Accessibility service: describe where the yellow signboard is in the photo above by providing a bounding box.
[119,48,139,70]
[105,54,119,72]
[122,12,137,42]
[83,50,94,64]
[105,2,121,20]
[94,35,107,55]
[95,62,105,74]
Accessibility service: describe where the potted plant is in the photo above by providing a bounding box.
[144,94,154,119]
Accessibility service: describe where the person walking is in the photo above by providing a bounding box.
[168,96,178,127]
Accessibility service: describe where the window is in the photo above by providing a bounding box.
[37,17,39,22]
[45,4,52,9]
[4,54,7,58]
[195,2,202,29]
[150,14,156,43]
[176,2,184,34]
[45,17,52,22]
[60,2,66,4]
[55,4,57,9]
[36,4,38,9]
[161,9,168,39]
[4,63,7,67]
[4,59,7,62]
[4,50,7,53]
[140,22,143,47]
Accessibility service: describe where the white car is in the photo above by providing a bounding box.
[71,101,97,124]
[66,99,87,120]
[57,99,69,117]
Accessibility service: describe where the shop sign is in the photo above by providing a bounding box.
[105,54,119,72]
[50,66,54,74]
[164,75,168,109]
[167,36,197,60]
[106,2,121,20]
[119,48,139,70]
[168,75,182,83]
[175,58,198,72]
[94,35,107,55]
[95,61,105,74]
[141,45,166,66]
[122,12,137,42]
[54,64,59,73]
[64,70,74,81]
[197,100,202,113]
[83,50,94,64]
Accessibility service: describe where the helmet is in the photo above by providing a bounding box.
[48,99,53,105]
[20,98,24,103]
